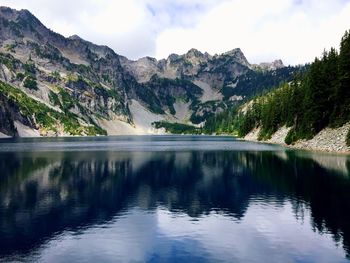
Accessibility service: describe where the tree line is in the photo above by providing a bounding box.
[204,30,350,145]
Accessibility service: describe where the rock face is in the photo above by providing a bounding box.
[0,6,300,137]
[121,48,250,86]
[0,93,22,136]
[254,59,285,71]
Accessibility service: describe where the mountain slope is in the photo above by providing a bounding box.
[0,6,301,137]
[207,30,350,152]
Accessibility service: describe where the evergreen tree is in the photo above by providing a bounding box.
[204,30,350,146]
[332,30,350,126]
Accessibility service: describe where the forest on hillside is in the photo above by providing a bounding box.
[204,30,350,146]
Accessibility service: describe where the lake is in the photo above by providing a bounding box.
[0,136,349,262]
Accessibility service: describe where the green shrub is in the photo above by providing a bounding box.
[49,91,61,107]
[16,72,25,80]
[50,71,61,80]
[285,128,297,145]
[0,53,18,70]
[5,43,17,52]
[0,80,106,136]
[24,62,36,75]
[23,76,38,90]
[59,89,75,112]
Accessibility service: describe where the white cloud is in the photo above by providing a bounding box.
[156,0,350,65]
[1,0,350,64]
[1,0,158,58]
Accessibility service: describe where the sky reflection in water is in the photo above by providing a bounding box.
[0,136,349,262]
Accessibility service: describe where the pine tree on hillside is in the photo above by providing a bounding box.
[332,30,350,126]
[204,29,350,146]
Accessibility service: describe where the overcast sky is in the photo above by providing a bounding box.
[2,0,350,65]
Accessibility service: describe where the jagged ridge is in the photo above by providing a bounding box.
[0,6,299,137]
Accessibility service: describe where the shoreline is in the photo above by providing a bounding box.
[242,124,350,155]
[1,132,349,155]
[238,137,350,155]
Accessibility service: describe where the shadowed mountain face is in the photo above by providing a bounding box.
[0,143,349,261]
[0,6,303,136]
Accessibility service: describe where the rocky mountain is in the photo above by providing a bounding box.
[0,6,302,137]
[253,59,285,71]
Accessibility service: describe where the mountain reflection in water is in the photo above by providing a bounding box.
[0,137,349,262]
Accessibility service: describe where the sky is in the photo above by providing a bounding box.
[1,0,350,65]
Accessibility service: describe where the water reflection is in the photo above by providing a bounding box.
[0,142,350,262]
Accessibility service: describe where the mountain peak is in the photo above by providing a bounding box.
[167,53,181,61]
[186,48,203,57]
[271,59,284,68]
[141,56,157,62]
[257,59,285,71]
[221,48,250,67]
[0,6,44,34]
[0,6,14,13]
[223,48,243,56]
[0,6,35,20]
[69,35,84,41]
[0,6,24,19]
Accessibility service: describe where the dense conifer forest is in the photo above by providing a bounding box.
[204,30,350,146]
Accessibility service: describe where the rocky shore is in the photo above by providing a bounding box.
[244,123,350,154]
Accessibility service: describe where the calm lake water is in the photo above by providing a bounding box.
[0,136,350,263]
